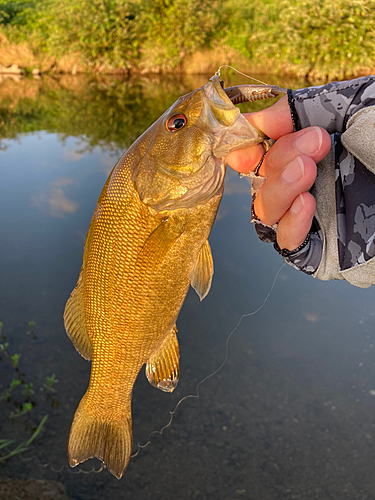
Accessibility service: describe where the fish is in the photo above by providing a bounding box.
[63,76,287,479]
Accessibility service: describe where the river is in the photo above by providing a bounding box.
[1,73,375,500]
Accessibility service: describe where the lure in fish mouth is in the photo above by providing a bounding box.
[223,81,287,104]
[63,75,286,479]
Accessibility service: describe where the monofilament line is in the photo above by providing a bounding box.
[20,453,105,474]
[215,65,268,85]
[21,263,285,471]
[132,262,286,458]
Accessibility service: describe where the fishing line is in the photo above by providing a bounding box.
[132,262,286,458]
[18,452,105,474]
[14,70,279,471]
[14,263,285,474]
[215,65,268,85]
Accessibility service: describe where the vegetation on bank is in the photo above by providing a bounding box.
[0,322,59,461]
[0,0,375,77]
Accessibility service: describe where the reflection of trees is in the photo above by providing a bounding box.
[0,75,199,152]
[0,73,297,152]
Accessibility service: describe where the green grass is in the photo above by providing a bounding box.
[0,322,58,461]
[0,415,48,460]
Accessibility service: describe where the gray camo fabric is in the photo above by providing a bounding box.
[255,76,375,277]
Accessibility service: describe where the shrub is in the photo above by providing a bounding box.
[139,0,219,70]
[0,0,35,27]
[223,0,375,78]
[1,0,375,77]
[48,0,142,68]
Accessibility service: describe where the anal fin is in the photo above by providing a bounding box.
[63,272,92,360]
[145,325,179,393]
[188,239,214,301]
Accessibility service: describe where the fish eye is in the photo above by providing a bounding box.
[166,114,187,132]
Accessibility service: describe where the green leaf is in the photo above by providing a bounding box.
[0,439,15,450]
[0,415,48,460]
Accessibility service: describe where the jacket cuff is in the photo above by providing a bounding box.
[287,89,301,132]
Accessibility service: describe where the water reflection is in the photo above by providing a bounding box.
[31,178,79,219]
[0,75,198,151]
[0,73,306,150]
[63,148,84,162]
[1,75,375,499]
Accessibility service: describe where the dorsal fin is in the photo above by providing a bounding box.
[63,213,97,360]
[145,325,179,392]
[63,173,114,360]
[188,239,214,301]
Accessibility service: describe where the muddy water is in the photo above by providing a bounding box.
[1,74,375,500]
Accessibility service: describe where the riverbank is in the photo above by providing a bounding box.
[1,36,374,84]
[1,0,375,82]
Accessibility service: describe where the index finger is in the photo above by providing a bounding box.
[226,96,293,173]
[248,95,293,140]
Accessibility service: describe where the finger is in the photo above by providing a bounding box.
[254,155,317,226]
[245,95,294,140]
[276,192,316,251]
[259,126,331,177]
[226,102,331,175]
[226,143,264,174]
[225,96,293,173]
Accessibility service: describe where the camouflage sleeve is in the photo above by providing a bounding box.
[288,75,375,133]
[280,75,375,287]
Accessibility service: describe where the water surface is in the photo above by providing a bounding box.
[1,75,375,500]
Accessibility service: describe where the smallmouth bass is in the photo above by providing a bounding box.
[64,76,286,478]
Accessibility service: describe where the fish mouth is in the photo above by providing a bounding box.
[206,75,287,124]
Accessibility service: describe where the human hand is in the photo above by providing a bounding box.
[226,96,332,251]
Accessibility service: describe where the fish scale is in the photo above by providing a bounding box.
[64,76,281,478]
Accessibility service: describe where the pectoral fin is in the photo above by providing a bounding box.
[189,239,214,301]
[136,217,182,272]
[145,325,179,393]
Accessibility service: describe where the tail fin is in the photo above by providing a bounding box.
[68,396,133,479]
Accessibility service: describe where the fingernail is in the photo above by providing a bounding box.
[290,194,305,215]
[281,156,304,183]
[295,127,322,155]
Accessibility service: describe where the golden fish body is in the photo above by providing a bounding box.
[64,76,266,479]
